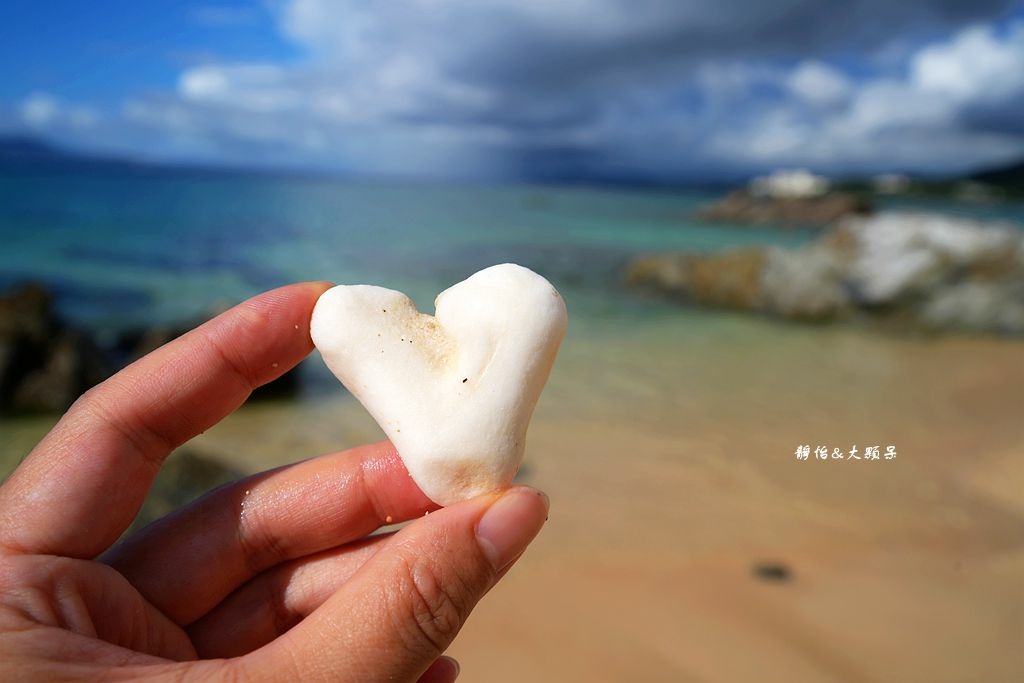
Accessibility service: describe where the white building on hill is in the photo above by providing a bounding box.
[749,169,830,198]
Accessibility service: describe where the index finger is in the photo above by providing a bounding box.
[0,281,331,559]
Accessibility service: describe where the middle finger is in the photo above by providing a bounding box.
[103,441,437,625]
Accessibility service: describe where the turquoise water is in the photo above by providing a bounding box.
[0,170,816,330]
[2,168,1022,358]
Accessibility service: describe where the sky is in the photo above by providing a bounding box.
[2,0,1023,182]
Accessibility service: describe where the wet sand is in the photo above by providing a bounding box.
[2,315,1023,681]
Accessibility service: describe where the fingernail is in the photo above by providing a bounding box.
[440,656,460,680]
[475,487,549,570]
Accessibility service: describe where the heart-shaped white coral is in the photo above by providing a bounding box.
[310,263,567,505]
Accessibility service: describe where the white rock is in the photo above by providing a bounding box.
[921,282,1024,334]
[760,246,849,319]
[311,264,568,505]
[840,212,1021,304]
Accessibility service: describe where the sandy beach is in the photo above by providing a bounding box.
[452,320,1024,682]
[3,310,1022,682]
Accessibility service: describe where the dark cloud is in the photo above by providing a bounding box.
[960,89,1024,135]
[267,0,1024,177]
[439,0,1019,87]
[12,0,1024,179]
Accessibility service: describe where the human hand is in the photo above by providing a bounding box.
[0,283,550,682]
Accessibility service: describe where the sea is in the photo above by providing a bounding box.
[1,166,1023,446]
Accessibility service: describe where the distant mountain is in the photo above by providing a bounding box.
[0,136,321,180]
[0,137,69,162]
[3,134,1022,193]
[0,136,149,173]
[971,159,1024,192]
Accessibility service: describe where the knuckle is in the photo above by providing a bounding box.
[392,554,471,654]
[236,503,290,576]
[264,570,301,638]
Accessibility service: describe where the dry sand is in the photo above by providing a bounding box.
[2,317,1022,682]
[445,326,1024,683]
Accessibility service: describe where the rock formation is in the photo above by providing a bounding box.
[626,212,1024,334]
[697,190,873,227]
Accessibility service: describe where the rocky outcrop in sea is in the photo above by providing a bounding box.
[697,190,873,227]
[0,285,302,415]
[626,211,1024,335]
[0,284,107,413]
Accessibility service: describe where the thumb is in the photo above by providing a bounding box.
[245,485,549,683]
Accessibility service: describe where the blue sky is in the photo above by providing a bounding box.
[2,1,1023,181]
[0,2,298,104]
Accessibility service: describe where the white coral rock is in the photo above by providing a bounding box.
[311,264,567,505]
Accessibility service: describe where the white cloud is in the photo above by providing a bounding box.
[911,23,1024,101]
[841,22,1024,149]
[843,79,952,134]
[123,98,196,132]
[18,92,98,132]
[696,20,1024,174]
[20,92,59,128]
[178,64,301,113]
[788,62,852,108]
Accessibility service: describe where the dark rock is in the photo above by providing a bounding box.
[113,305,302,402]
[250,365,303,401]
[752,562,793,582]
[129,325,188,358]
[0,283,306,414]
[111,303,230,363]
[128,449,246,533]
[0,282,54,339]
[0,283,61,411]
[698,190,873,227]
[11,330,107,412]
